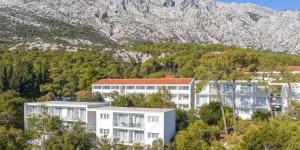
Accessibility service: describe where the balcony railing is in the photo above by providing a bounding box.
[87,124,96,133]
[113,121,144,129]
[113,136,144,144]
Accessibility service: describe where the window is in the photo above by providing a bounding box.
[156,86,164,90]
[240,85,251,94]
[256,97,267,106]
[180,94,189,100]
[240,109,250,114]
[240,96,251,106]
[196,96,208,106]
[223,84,233,94]
[67,108,73,118]
[224,96,232,106]
[103,93,111,98]
[146,86,155,90]
[136,86,145,90]
[102,86,110,89]
[179,86,189,90]
[171,94,177,100]
[30,106,37,116]
[93,86,101,89]
[126,86,135,90]
[100,129,110,135]
[100,113,110,119]
[168,86,177,90]
[148,133,159,139]
[178,104,189,109]
[79,109,86,119]
[54,108,62,117]
[148,116,159,122]
[111,86,119,90]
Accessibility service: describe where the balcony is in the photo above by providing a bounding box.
[113,121,144,129]
[113,136,144,144]
[87,124,96,133]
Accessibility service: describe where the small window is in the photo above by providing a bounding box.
[126,86,135,90]
[168,86,177,90]
[136,86,145,90]
[93,86,101,89]
[148,133,159,139]
[179,86,189,90]
[102,86,110,89]
[148,116,159,122]
[146,86,155,90]
[111,86,119,90]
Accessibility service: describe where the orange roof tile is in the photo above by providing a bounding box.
[256,66,300,72]
[94,78,193,85]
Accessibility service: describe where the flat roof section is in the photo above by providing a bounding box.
[90,106,175,113]
[26,101,109,108]
[94,78,194,85]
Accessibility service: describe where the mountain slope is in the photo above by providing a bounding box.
[0,0,299,53]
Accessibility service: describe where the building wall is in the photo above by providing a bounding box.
[24,104,89,130]
[93,108,175,145]
[195,81,270,120]
[163,110,176,144]
[92,83,194,109]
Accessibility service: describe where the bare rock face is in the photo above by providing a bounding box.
[0,0,299,54]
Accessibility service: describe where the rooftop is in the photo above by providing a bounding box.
[94,77,194,85]
[26,101,109,107]
[256,66,300,72]
[91,106,175,113]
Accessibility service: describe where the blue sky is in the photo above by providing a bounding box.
[218,0,300,11]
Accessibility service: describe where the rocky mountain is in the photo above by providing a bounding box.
[0,0,299,54]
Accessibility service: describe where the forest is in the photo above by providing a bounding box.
[1,44,300,149]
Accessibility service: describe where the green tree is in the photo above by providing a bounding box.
[175,120,219,150]
[199,101,222,125]
[0,127,28,150]
[251,110,269,122]
[62,122,95,150]
[0,90,25,128]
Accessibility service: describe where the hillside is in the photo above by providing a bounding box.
[0,0,299,53]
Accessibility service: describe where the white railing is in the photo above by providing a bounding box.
[113,121,144,129]
[113,136,144,144]
[87,124,96,133]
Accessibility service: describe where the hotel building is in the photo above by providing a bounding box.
[24,101,176,145]
[195,81,270,120]
[92,77,195,109]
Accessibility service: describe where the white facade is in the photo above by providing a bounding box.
[281,83,300,109]
[195,81,270,120]
[92,78,195,109]
[24,101,108,131]
[88,107,176,145]
[24,101,176,146]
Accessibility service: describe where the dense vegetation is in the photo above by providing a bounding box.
[1,44,300,149]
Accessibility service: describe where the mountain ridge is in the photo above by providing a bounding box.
[0,0,299,54]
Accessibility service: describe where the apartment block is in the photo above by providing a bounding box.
[88,107,175,145]
[24,101,176,146]
[195,81,270,120]
[24,101,108,131]
[92,77,195,109]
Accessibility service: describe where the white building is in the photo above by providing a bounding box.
[92,77,195,109]
[24,101,108,131]
[24,101,176,146]
[195,81,270,120]
[281,83,300,109]
[88,107,175,145]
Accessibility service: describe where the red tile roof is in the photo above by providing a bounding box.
[256,66,300,72]
[287,66,300,72]
[94,78,193,85]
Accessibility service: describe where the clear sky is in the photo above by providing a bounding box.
[218,0,300,11]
